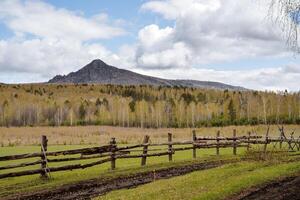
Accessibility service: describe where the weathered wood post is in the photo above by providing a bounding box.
[247,132,251,151]
[141,135,149,166]
[216,131,220,156]
[279,131,283,149]
[289,133,294,151]
[40,135,48,179]
[168,133,173,161]
[192,130,197,158]
[297,136,300,151]
[263,127,270,154]
[233,129,237,155]
[110,137,116,170]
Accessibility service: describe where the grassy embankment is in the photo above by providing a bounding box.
[95,160,300,200]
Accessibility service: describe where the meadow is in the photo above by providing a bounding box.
[0,144,241,198]
[95,160,300,200]
[0,124,299,199]
[0,124,299,146]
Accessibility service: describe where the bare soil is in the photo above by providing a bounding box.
[4,159,233,200]
[232,175,300,200]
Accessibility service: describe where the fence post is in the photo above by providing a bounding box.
[141,135,149,166]
[289,133,294,151]
[216,131,220,156]
[247,132,251,151]
[279,131,283,149]
[263,127,270,154]
[40,135,48,179]
[168,133,173,161]
[110,137,116,170]
[192,130,197,158]
[297,136,300,151]
[233,129,237,155]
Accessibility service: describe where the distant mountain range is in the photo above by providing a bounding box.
[49,59,246,90]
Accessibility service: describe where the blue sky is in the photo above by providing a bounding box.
[0,0,299,91]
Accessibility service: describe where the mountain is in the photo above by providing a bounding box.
[48,59,246,90]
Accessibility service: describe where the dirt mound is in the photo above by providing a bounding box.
[233,175,300,200]
[5,159,233,200]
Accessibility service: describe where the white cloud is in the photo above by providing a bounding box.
[141,0,221,20]
[138,0,289,69]
[132,64,300,91]
[0,0,299,91]
[0,0,125,41]
[135,25,192,68]
[0,38,131,80]
[0,0,129,82]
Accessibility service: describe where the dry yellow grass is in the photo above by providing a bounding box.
[0,125,299,146]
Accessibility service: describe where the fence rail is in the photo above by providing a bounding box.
[0,127,299,180]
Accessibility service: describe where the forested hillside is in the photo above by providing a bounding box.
[0,83,299,128]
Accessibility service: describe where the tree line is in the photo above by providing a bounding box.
[0,83,299,128]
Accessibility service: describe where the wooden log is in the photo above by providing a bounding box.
[233,129,237,155]
[289,133,295,151]
[80,158,111,169]
[279,132,283,149]
[0,168,50,179]
[40,135,48,179]
[263,126,270,153]
[241,140,269,144]
[268,138,300,143]
[172,144,247,152]
[192,130,197,158]
[0,145,113,161]
[247,132,251,151]
[194,136,262,141]
[0,160,42,170]
[47,151,129,163]
[110,138,116,170]
[68,145,114,156]
[216,131,220,155]
[148,141,194,146]
[117,152,172,159]
[0,158,112,179]
[0,152,43,162]
[116,144,144,151]
[168,133,173,161]
[141,135,150,166]
[119,148,166,152]
[148,141,207,147]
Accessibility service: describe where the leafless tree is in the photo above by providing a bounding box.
[269,0,300,52]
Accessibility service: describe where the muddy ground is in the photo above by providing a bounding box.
[5,159,233,200]
[234,175,300,200]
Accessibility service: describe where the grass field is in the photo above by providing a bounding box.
[95,161,300,200]
[0,124,299,146]
[0,125,299,199]
[0,144,243,198]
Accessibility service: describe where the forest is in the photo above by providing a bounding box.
[0,83,299,128]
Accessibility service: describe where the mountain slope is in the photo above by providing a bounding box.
[49,59,246,90]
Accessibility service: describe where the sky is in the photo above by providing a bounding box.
[0,0,300,91]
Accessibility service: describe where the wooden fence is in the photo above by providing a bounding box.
[0,128,299,180]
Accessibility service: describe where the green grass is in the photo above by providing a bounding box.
[0,145,243,197]
[95,160,300,200]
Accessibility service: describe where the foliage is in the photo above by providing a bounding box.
[0,84,300,127]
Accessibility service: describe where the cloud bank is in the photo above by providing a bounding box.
[0,0,299,91]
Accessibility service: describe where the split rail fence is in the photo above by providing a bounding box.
[0,127,299,180]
